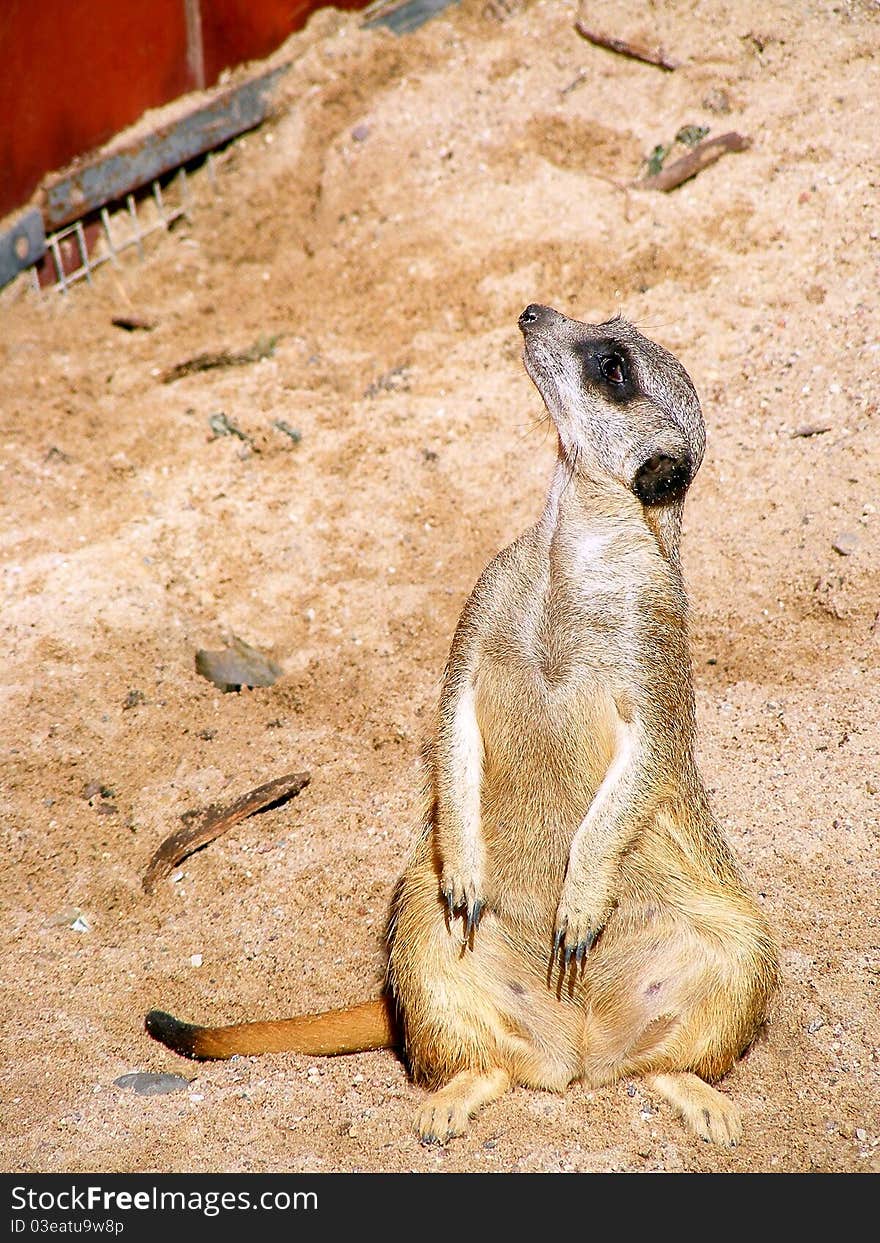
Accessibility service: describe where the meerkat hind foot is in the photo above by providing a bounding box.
[646,1072,743,1146]
[417,1068,511,1145]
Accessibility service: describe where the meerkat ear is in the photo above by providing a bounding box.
[632,450,693,506]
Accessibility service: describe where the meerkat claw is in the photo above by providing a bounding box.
[442,888,455,924]
[464,899,483,945]
[555,923,597,969]
[441,884,486,945]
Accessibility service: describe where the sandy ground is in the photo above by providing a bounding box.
[2,0,878,1175]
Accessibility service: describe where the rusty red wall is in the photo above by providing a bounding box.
[0,0,367,223]
[201,1,326,85]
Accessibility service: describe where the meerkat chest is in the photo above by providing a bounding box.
[556,525,662,612]
[473,654,618,826]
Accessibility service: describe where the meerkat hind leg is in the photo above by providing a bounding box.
[645,1072,743,1146]
[417,1068,511,1145]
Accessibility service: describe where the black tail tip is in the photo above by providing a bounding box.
[145,1009,202,1059]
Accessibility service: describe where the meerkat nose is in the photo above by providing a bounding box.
[518,304,548,330]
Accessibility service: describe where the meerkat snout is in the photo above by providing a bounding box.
[519,305,705,507]
[518,303,559,329]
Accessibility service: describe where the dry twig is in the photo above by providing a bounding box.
[639,132,751,191]
[111,315,156,332]
[575,20,679,71]
[161,335,277,383]
[142,770,310,893]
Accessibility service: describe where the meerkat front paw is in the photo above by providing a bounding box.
[440,866,485,941]
[553,879,611,965]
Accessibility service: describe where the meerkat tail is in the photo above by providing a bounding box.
[144,998,396,1061]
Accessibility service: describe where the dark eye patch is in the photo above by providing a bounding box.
[574,340,637,402]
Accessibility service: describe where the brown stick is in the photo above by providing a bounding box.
[111,315,156,332]
[160,335,277,383]
[575,20,679,71]
[640,132,752,192]
[142,771,310,893]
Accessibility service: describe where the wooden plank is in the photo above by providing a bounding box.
[40,65,288,230]
[364,0,458,35]
[0,209,46,288]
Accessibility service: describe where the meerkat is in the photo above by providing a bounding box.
[146,304,778,1147]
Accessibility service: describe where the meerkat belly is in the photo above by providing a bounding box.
[474,657,618,924]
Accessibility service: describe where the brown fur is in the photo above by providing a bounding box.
[146,304,778,1147]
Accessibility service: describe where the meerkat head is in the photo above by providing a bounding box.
[518,304,705,507]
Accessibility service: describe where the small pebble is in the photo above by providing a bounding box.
[273,420,302,444]
[113,1072,190,1096]
[48,906,90,931]
[832,532,859,556]
[195,636,282,692]
[351,124,370,142]
[190,953,203,968]
[702,87,731,114]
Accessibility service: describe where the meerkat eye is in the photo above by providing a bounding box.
[599,352,627,385]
